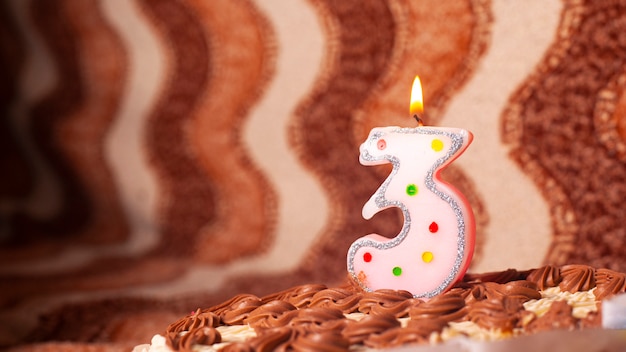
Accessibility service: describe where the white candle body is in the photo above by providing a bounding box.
[348,126,475,298]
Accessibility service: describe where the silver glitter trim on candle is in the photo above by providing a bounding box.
[347,127,469,298]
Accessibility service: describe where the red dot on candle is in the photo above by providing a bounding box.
[363,252,372,262]
[429,222,439,233]
[377,139,386,150]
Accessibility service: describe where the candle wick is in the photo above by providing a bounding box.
[413,114,424,127]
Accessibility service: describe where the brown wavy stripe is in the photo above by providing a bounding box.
[594,72,626,163]
[0,2,33,200]
[615,87,626,144]
[1,0,129,259]
[186,0,277,263]
[354,0,492,265]
[137,0,213,257]
[6,1,91,246]
[422,0,492,121]
[168,0,400,300]
[256,0,400,290]
[0,0,174,314]
[356,0,492,132]
[279,0,398,286]
[502,0,626,271]
[50,0,129,245]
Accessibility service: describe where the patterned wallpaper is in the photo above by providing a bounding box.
[1,0,626,350]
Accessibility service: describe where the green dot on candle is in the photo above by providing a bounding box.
[392,266,402,276]
[406,184,418,196]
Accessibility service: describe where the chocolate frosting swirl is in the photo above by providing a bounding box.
[527,265,562,290]
[210,294,261,315]
[262,284,328,308]
[220,342,255,352]
[358,289,415,317]
[245,300,298,329]
[467,298,521,331]
[290,330,350,352]
[166,309,220,334]
[247,326,294,352]
[409,293,466,322]
[309,287,363,313]
[365,316,449,349]
[559,264,596,293]
[406,316,449,334]
[289,307,345,327]
[219,294,264,325]
[498,280,542,304]
[341,313,400,345]
[466,280,540,303]
[594,268,626,299]
[164,331,181,350]
[445,286,473,301]
[463,268,529,284]
[178,327,221,351]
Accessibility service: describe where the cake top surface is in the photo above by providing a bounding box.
[150,264,626,351]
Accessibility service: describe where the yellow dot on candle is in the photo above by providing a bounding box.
[422,251,434,263]
[431,139,444,152]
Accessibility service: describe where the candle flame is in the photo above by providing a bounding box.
[409,75,424,116]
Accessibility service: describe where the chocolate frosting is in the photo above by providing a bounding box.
[245,326,294,352]
[367,328,426,348]
[220,342,255,352]
[262,284,328,308]
[358,289,415,317]
[221,295,264,325]
[245,300,297,329]
[526,300,577,333]
[468,280,540,303]
[364,317,448,348]
[464,268,529,284]
[341,313,399,345]
[409,293,466,322]
[309,287,363,313]
[166,308,220,334]
[579,302,602,328]
[166,326,221,352]
[210,294,261,316]
[594,268,626,299]
[161,264,623,351]
[467,298,521,331]
[179,327,221,350]
[290,330,350,352]
[498,280,543,305]
[289,307,345,327]
[527,264,562,290]
[406,316,449,333]
[559,264,596,292]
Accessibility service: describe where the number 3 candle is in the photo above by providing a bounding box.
[347,76,476,299]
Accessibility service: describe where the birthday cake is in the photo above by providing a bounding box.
[133,81,626,352]
[135,264,626,352]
